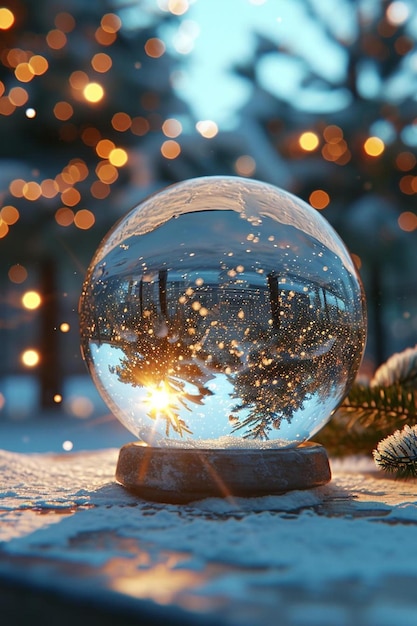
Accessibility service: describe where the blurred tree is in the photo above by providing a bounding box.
[0,0,191,408]
[233,0,417,365]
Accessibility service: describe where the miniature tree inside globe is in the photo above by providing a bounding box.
[80,177,366,461]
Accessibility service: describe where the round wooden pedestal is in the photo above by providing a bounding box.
[115,442,331,503]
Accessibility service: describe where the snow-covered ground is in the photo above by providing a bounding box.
[2,377,417,625]
[1,450,417,623]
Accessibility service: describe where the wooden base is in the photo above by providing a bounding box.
[115,442,331,503]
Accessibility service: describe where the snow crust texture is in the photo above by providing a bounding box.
[2,449,417,626]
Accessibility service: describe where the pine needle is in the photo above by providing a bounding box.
[373,424,417,479]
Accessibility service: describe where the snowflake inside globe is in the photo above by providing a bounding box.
[79,176,366,448]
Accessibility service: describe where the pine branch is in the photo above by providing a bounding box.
[317,346,417,462]
[373,425,417,479]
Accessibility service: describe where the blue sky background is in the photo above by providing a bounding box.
[164,0,356,126]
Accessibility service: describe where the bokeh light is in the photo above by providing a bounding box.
[234,155,256,177]
[21,349,40,367]
[53,101,73,121]
[196,120,218,138]
[74,209,95,229]
[109,147,128,167]
[91,52,112,73]
[8,264,28,284]
[299,131,319,151]
[162,118,182,138]
[398,211,417,232]
[364,136,385,157]
[1,205,19,224]
[22,291,41,310]
[145,38,166,58]
[161,139,181,158]
[0,8,14,29]
[83,82,104,103]
[46,29,67,50]
[309,190,330,210]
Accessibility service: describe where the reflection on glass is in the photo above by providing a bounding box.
[79,177,366,448]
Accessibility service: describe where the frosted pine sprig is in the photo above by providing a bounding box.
[373,424,417,478]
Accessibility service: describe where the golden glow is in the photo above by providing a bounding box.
[41,179,59,198]
[96,139,115,158]
[162,118,182,138]
[21,349,40,367]
[23,181,41,201]
[96,161,118,183]
[8,87,28,106]
[69,159,89,182]
[145,38,166,58]
[351,253,362,270]
[398,211,417,232]
[74,209,95,230]
[61,187,81,207]
[25,107,36,118]
[145,384,172,412]
[15,63,34,83]
[1,205,19,225]
[364,136,385,157]
[396,151,416,171]
[299,131,319,151]
[55,12,76,32]
[0,7,14,29]
[101,13,122,33]
[91,180,110,199]
[131,116,150,136]
[95,27,116,46]
[83,82,104,103]
[8,264,28,284]
[46,29,67,50]
[323,125,343,143]
[60,322,70,333]
[0,96,15,115]
[55,207,74,226]
[161,140,181,159]
[7,48,29,68]
[112,112,131,132]
[22,290,41,310]
[69,70,88,90]
[234,155,256,177]
[109,148,128,167]
[9,179,25,197]
[309,189,330,210]
[399,175,417,195]
[29,55,48,75]
[81,126,101,146]
[54,393,63,403]
[91,52,112,73]
[0,221,9,238]
[53,101,73,121]
[196,120,218,138]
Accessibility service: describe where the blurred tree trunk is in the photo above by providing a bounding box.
[370,262,385,367]
[40,258,62,409]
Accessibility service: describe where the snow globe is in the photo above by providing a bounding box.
[79,176,366,502]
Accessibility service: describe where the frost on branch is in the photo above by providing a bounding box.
[373,424,417,478]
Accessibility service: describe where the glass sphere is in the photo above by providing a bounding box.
[79,176,366,449]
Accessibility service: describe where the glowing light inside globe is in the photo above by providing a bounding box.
[79,176,366,448]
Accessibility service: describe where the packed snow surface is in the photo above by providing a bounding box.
[1,430,417,626]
